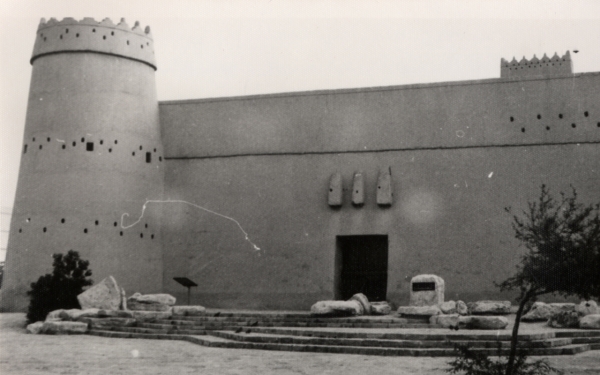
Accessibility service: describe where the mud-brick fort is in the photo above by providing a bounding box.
[1,17,599,312]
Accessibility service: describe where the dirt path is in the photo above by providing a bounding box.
[0,313,598,375]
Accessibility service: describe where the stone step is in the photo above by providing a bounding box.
[171,315,416,324]
[156,319,428,329]
[209,331,573,349]
[243,327,554,342]
[87,329,592,356]
[103,326,207,335]
[555,330,600,338]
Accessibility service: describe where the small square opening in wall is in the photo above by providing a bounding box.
[86,142,94,151]
[146,152,152,163]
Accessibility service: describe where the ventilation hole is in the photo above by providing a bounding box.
[114,222,117,227]
[72,141,76,147]
[95,220,99,225]
[62,144,66,149]
[23,145,27,154]
[81,137,85,143]
[76,33,79,38]
[100,140,104,145]
[537,114,541,119]
[159,156,162,162]
[151,234,154,239]
[572,123,576,128]
[39,145,42,150]
[141,44,144,49]
[132,151,136,156]
[139,145,143,150]
[120,231,123,236]
[103,35,106,40]
[111,31,114,36]
[510,116,514,122]
[521,128,525,133]
[140,233,143,238]
[47,137,51,142]
[108,148,112,153]
[61,218,65,224]
[146,152,151,163]
[60,35,63,39]
[32,137,36,142]
[86,142,94,151]
[43,227,47,233]
[584,111,589,117]
[559,114,563,119]
[84,228,88,233]
[597,122,600,128]
[44,37,46,41]
[19,228,22,233]
[115,140,118,144]
[546,126,550,130]
[154,148,157,152]
[329,188,332,192]
[66,29,69,33]
[127,40,129,45]
[145,224,148,228]
[92,28,96,32]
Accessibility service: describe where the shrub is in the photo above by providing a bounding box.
[26,250,92,323]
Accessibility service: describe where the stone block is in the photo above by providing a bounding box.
[131,310,173,321]
[349,293,371,315]
[370,302,391,315]
[59,308,100,321]
[456,300,468,315]
[429,314,459,328]
[464,316,509,330]
[40,321,88,334]
[77,276,121,310]
[172,306,207,316]
[310,300,364,316]
[45,309,65,322]
[397,305,442,317]
[96,309,135,318]
[81,317,137,329]
[579,314,600,329]
[468,300,511,315]
[127,292,176,311]
[575,300,598,317]
[409,274,444,307]
[548,311,580,328]
[439,300,456,314]
[26,321,44,334]
[521,302,575,322]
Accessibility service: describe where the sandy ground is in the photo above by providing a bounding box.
[0,313,598,375]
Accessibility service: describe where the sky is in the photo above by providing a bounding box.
[1,0,600,260]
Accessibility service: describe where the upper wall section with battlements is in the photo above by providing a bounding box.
[501,51,571,79]
[31,17,156,70]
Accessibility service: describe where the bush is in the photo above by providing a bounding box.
[26,250,92,323]
[447,345,560,375]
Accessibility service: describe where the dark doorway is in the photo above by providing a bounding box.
[335,235,388,302]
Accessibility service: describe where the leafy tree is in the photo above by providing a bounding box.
[498,185,600,375]
[26,250,92,323]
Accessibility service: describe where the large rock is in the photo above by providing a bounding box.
[548,311,581,328]
[397,305,442,317]
[349,293,371,315]
[439,300,457,314]
[430,314,459,328]
[77,276,122,310]
[575,300,598,317]
[45,309,65,321]
[172,306,206,316]
[40,321,88,334]
[26,321,44,334]
[409,274,445,307]
[371,302,392,315]
[127,293,176,311]
[579,314,600,329]
[460,316,508,330]
[59,308,100,321]
[310,300,364,316]
[456,300,469,315]
[521,302,575,322]
[468,300,511,315]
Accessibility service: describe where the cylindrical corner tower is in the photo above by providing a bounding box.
[1,17,164,311]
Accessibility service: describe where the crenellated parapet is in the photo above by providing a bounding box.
[500,51,571,79]
[32,17,156,70]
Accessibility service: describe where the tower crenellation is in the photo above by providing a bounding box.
[33,17,156,70]
[500,51,571,79]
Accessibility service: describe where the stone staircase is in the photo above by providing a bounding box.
[87,310,600,357]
